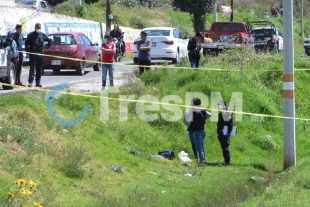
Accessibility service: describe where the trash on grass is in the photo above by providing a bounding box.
[178,151,192,163]
[108,165,123,172]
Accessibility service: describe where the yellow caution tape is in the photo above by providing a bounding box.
[1,82,309,121]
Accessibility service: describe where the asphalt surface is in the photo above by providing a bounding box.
[0,61,135,95]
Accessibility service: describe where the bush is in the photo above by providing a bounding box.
[116,0,137,8]
[129,16,148,29]
[77,5,88,17]
[53,0,75,11]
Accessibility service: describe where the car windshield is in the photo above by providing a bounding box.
[49,34,76,45]
[253,29,274,36]
[143,30,170,36]
[20,0,37,5]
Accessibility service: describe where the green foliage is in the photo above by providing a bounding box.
[53,0,76,11]
[86,0,99,3]
[129,16,148,29]
[56,143,91,178]
[116,0,138,8]
[77,5,88,17]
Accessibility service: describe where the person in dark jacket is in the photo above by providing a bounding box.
[184,98,211,166]
[25,23,51,87]
[217,100,233,165]
[187,32,202,68]
[14,24,25,86]
[0,35,4,48]
[109,23,125,56]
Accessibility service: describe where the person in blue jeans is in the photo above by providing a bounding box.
[187,32,202,68]
[184,98,211,166]
[101,34,116,90]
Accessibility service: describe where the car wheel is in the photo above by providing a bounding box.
[93,57,101,71]
[53,69,60,72]
[2,62,15,90]
[133,58,138,64]
[76,61,85,75]
[172,51,179,64]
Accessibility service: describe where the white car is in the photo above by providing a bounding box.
[304,37,310,56]
[20,0,52,10]
[133,27,189,64]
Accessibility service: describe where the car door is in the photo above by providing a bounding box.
[177,29,188,58]
[78,34,88,62]
[276,29,284,51]
[81,34,98,64]
[173,29,182,57]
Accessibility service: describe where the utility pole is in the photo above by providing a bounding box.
[213,1,217,22]
[106,0,111,34]
[283,0,296,169]
[75,0,81,8]
[230,0,233,22]
[301,0,304,39]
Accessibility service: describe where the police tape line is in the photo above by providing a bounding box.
[18,50,302,72]
[1,82,309,122]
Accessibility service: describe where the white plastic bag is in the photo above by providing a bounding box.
[178,151,192,163]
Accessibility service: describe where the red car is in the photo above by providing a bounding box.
[43,32,101,75]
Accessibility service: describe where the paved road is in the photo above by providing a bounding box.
[0,61,135,94]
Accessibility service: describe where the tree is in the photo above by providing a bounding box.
[173,0,215,33]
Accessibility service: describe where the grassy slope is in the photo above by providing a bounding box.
[1,1,310,207]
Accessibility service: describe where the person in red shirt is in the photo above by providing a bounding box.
[101,34,116,90]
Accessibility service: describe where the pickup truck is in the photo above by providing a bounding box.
[248,21,283,53]
[0,38,16,90]
[201,22,254,55]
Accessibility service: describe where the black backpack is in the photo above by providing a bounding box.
[158,150,175,160]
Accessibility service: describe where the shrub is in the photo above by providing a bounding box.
[129,16,148,29]
[77,5,88,17]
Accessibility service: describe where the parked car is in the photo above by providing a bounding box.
[19,0,52,11]
[42,32,101,75]
[249,21,284,53]
[132,27,189,64]
[0,43,17,90]
[303,37,310,56]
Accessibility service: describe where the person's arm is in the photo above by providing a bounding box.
[25,34,30,52]
[226,114,233,136]
[205,111,211,119]
[187,39,191,51]
[138,40,151,51]
[101,43,115,54]
[217,113,222,134]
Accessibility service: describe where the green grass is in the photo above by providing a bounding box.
[1,47,310,206]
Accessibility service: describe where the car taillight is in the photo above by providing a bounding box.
[304,40,310,44]
[271,37,275,43]
[133,41,137,45]
[68,49,77,56]
[161,41,174,45]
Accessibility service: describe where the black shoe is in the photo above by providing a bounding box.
[28,82,33,87]
[35,82,42,87]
